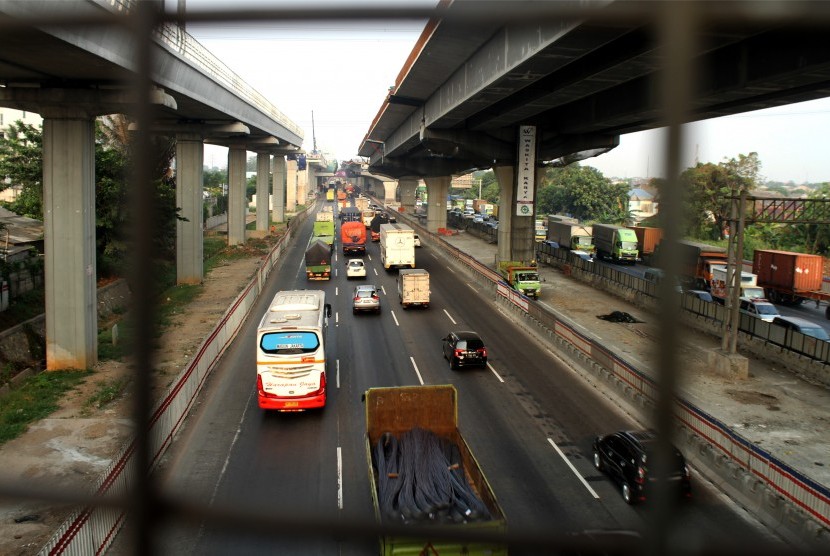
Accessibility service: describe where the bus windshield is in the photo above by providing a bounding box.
[260,331,320,355]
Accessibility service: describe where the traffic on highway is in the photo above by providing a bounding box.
[151,193,786,555]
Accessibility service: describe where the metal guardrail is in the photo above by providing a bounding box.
[537,242,830,364]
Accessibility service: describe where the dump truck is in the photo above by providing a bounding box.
[667,240,728,290]
[379,222,416,270]
[397,268,430,309]
[341,220,367,255]
[753,249,829,307]
[304,238,331,280]
[546,220,594,254]
[626,226,662,264]
[364,385,507,556]
[370,213,391,241]
[497,260,541,298]
[593,224,639,264]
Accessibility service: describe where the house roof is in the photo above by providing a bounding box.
[628,188,654,201]
[0,207,44,244]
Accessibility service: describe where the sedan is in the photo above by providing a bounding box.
[442,330,487,369]
[346,258,367,279]
[413,234,421,248]
[592,430,691,504]
[353,285,380,314]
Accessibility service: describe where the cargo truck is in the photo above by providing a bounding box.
[304,238,332,280]
[593,224,639,264]
[710,264,764,302]
[627,226,662,264]
[397,268,430,309]
[379,222,416,270]
[670,240,728,290]
[312,219,335,250]
[355,196,370,211]
[753,249,829,308]
[341,220,367,255]
[340,206,361,222]
[364,385,507,556]
[497,260,541,298]
[546,220,594,254]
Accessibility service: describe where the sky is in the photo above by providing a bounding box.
[177,0,830,184]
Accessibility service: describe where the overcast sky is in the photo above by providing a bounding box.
[180,0,830,184]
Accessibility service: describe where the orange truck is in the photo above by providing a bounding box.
[341,220,367,255]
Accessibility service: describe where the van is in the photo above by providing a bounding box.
[771,316,830,341]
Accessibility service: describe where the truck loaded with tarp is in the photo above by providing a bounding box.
[305,238,332,280]
[364,385,507,555]
[341,220,367,255]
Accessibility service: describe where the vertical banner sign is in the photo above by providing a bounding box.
[516,125,536,216]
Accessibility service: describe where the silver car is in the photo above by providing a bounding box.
[353,285,381,314]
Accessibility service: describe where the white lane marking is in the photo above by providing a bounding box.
[391,311,399,327]
[336,287,339,296]
[373,268,378,276]
[466,283,477,293]
[487,362,505,383]
[297,258,304,275]
[410,356,425,385]
[443,309,457,325]
[209,388,255,507]
[368,254,373,261]
[547,438,600,499]
[381,285,386,295]
[337,446,343,509]
[447,267,456,274]
[336,359,340,388]
[336,312,339,325]
[334,268,338,278]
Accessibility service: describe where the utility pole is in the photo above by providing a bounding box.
[311,110,318,154]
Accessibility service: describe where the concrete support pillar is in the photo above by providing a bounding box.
[424,176,450,233]
[227,146,247,245]
[297,166,308,206]
[509,166,541,263]
[175,133,204,285]
[286,158,298,212]
[383,181,397,205]
[256,152,270,233]
[43,116,97,370]
[399,178,418,214]
[272,156,286,224]
[494,166,514,263]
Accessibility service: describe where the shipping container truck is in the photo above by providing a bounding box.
[397,268,430,309]
[304,238,332,280]
[379,222,416,270]
[364,385,507,556]
[593,224,639,264]
[546,220,594,254]
[341,221,367,256]
[626,226,663,264]
[753,249,828,309]
[497,261,541,298]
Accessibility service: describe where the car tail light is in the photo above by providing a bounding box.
[636,466,646,484]
[454,348,464,357]
[372,294,379,300]
[477,347,487,357]
[354,296,360,301]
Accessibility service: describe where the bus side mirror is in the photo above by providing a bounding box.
[325,303,332,318]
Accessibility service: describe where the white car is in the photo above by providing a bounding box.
[346,258,367,279]
[413,234,421,247]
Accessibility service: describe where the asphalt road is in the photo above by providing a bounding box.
[143,208,784,555]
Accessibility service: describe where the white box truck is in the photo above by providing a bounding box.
[397,268,430,309]
[379,222,415,270]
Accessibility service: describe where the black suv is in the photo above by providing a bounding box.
[442,331,487,369]
[592,430,691,504]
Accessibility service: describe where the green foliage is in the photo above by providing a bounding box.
[0,288,45,331]
[538,164,629,223]
[0,121,44,218]
[0,370,91,445]
[82,377,128,414]
[203,166,226,189]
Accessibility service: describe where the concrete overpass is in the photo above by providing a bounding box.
[359,0,830,263]
[0,0,306,370]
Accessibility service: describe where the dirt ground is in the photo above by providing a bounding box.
[0,240,269,556]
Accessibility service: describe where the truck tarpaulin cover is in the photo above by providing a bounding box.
[370,214,389,233]
[305,239,331,266]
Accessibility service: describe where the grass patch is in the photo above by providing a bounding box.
[0,370,91,445]
[82,377,129,414]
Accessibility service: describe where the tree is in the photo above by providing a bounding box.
[537,164,629,223]
[0,121,43,219]
[668,152,761,241]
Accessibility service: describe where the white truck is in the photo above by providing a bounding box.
[379,222,415,270]
[397,268,430,309]
[710,264,765,302]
